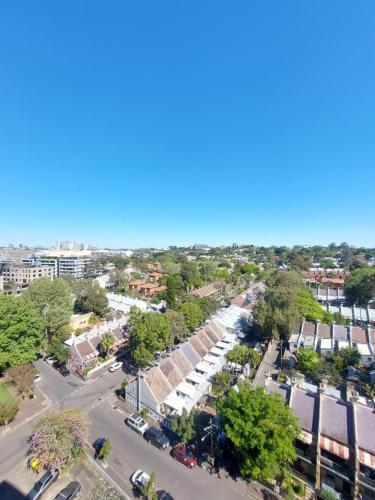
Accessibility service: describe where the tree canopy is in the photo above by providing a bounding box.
[217,385,299,482]
[171,407,196,444]
[344,268,375,306]
[23,278,74,342]
[179,302,204,331]
[0,296,45,371]
[72,279,109,317]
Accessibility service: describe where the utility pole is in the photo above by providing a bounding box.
[201,417,217,469]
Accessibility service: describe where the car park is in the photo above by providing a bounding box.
[27,470,59,499]
[126,413,149,434]
[109,361,123,372]
[144,426,169,450]
[59,365,70,377]
[131,469,150,492]
[54,481,81,500]
[172,445,197,468]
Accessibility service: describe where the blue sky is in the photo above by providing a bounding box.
[1,1,374,248]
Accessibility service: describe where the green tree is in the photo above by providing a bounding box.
[179,302,203,331]
[0,296,45,371]
[239,263,259,275]
[344,268,375,306]
[172,408,196,444]
[333,347,361,372]
[0,399,18,427]
[296,287,328,322]
[141,472,157,500]
[217,385,299,482]
[332,311,346,325]
[165,274,184,309]
[200,261,219,283]
[211,371,232,398]
[7,363,37,399]
[297,348,319,374]
[130,313,172,367]
[165,310,188,344]
[128,306,143,330]
[198,297,219,320]
[73,280,109,317]
[23,278,74,342]
[98,439,111,461]
[181,262,202,291]
[162,260,181,276]
[47,341,69,365]
[29,409,88,471]
[100,332,115,357]
[227,345,251,366]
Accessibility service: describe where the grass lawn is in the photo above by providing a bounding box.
[0,382,14,402]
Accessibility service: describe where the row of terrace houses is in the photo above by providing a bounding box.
[106,292,164,313]
[288,320,375,366]
[327,304,375,325]
[191,279,227,299]
[266,375,375,499]
[65,317,128,377]
[125,306,250,422]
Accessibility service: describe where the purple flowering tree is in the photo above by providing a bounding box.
[29,410,89,471]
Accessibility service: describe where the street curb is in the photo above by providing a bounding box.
[0,405,48,438]
[87,455,132,500]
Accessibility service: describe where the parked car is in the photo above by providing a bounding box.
[157,491,175,500]
[109,361,123,372]
[93,437,106,452]
[27,470,59,500]
[172,445,197,468]
[45,356,56,365]
[144,427,169,450]
[59,365,70,377]
[126,413,149,434]
[54,481,81,500]
[131,469,150,492]
[34,374,42,383]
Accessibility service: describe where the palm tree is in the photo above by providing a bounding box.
[100,332,115,357]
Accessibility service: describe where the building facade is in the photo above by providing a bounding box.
[0,264,55,285]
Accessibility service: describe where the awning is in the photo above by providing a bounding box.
[359,449,375,470]
[320,436,350,460]
[299,430,313,445]
[163,394,185,412]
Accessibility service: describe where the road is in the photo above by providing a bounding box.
[253,341,280,387]
[88,401,250,500]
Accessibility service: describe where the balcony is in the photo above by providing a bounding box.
[320,455,353,481]
[359,472,375,491]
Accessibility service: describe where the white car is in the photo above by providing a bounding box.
[109,361,123,372]
[127,413,149,434]
[131,470,150,491]
[45,357,56,365]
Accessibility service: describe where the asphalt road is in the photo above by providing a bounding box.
[88,401,249,500]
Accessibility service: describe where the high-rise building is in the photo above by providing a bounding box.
[38,256,91,279]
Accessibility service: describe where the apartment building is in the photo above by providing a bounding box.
[1,264,55,285]
[38,256,91,279]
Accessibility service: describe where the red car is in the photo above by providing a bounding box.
[172,445,197,468]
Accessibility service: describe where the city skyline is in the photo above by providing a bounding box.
[1,2,374,248]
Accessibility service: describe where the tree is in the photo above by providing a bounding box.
[130,313,172,367]
[200,261,219,283]
[344,268,375,306]
[239,263,259,275]
[165,310,188,345]
[364,384,375,402]
[227,345,251,366]
[296,287,329,322]
[23,278,74,342]
[179,302,203,331]
[297,348,319,374]
[120,379,128,397]
[0,400,18,427]
[181,262,201,291]
[162,260,181,276]
[100,332,115,357]
[211,372,232,398]
[128,306,143,330]
[73,280,109,317]
[217,385,299,482]
[98,439,111,461]
[7,363,37,399]
[47,341,69,365]
[165,274,183,309]
[141,472,157,500]
[172,408,196,444]
[333,347,361,372]
[332,311,346,326]
[0,296,45,372]
[198,297,219,320]
[28,410,88,471]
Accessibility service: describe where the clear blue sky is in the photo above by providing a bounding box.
[1,1,374,249]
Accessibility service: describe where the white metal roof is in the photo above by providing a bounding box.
[163,393,185,412]
[289,334,300,344]
[185,371,204,384]
[203,354,222,365]
[195,361,213,373]
[320,339,332,349]
[176,381,196,398]
[337,340,349,350]
[216,341,229,349]
[356,343,371,356]
[210,347,225,356]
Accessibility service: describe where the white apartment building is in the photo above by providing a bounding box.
[38,256,91,279]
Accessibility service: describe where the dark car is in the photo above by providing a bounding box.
[53,481,81,500]
[172,444,197,468]
[27,470,59,500]
[157,490,175,500]
[144,427,170,450]
[59,365,70,377]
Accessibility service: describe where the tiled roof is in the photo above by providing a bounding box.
[159,359,184,387]
[302,321,316,336]
[356,405,375,454]
[192,279,226,299]
[170,349,193,376]
[370,329,375,345]
[266,381,290,401]
[291,388,319,433]
[320,396,353,446]
[189,336,209,357]
[112,327,125,342]
[144,368,172,405]
[351,326,367,344]
[76,340,97,359]
[209,320,226,338]
[89,335,102,351]
[204,325,221,344]
[318,323,331,339]
[197,329,215,350]
[334,325,349,341]
[180,343,201,367]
